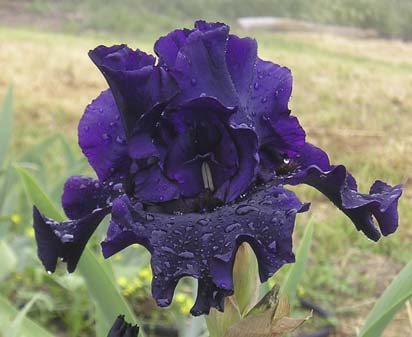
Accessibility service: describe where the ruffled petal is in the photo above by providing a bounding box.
[33,206,111,273]
[154,28,192,67]
[102,186,308,315]
[276,144,402,241]
[261,115,306,156]
[255,59,292,120]
[79,90,130,181]
[154,21,226,68]
[62,176,123,219]
[171,23,238,107]
[225,34,293,133]
[89,45,178,137]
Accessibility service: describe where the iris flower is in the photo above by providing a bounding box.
[107,315,139,337]
[33,21,402,316]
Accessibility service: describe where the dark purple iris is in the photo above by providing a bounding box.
[33,21,402,316]
[107,315,139,337]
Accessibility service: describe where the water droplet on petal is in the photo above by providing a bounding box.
[268,240,277,252]
[261,96,267,103]
[190,78,197,86]
[101,133,111,144]
[161,246,176,254]
[116,135,126,144]
[283,157,290,164]
[253,82,259,90]
[197,218,210,226]
[47,270,52,275]
[178,251,194,259]
[145,214,154,221]
[235,205,259,215]
[225,222,241,233]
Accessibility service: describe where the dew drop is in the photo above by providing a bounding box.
[283,157,290,164]
[47,270,52,275]
[116,135,126,144]
[235,204,259,215]
[253,82,259,90]
[101,133,111,143]
[197,218,210,226]
[225,222,241,233]
[201,232,213,241]
[178,251,194,259]
[161,246,176,254]
[190,78,197,86]
[61,233,74,242]
[261,96,267,103]
[145,214,154,221]
[268,240,277,252]
[113,183,123,191]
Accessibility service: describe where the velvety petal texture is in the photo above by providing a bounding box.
[107,315,139,337]
[102,186,308,315]
[32,20,402,317]
[79,90,130,182]
[273,144,402,241]
[33,206,110,273]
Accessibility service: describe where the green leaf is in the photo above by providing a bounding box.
[16,165,145,337]
[77,248,138,335]
[0,240,17,281]
[0,295,55,337]
[206,297,242,337]
[233,243,259,316]
[358,261,412,337]
[281,219,314,301]
[15,165,63,221]
[8,294,42,337]
[0,86,13,167]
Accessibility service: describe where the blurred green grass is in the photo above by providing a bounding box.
[0,5,411,336]
[23,0,412,40]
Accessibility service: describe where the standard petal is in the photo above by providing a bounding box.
[102,186,308,315]
[132,164,180,203]
[79,90,130,181]
[215,126,259,203]
[276,144,402,241]
[154,28,192,67]
[33,206,111,273]
[62,176,123,219]
[226,36,293,133]
[162,97,239,197]
[89,44,155,70]
[89,45,178,137]
[171,24,238,107]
